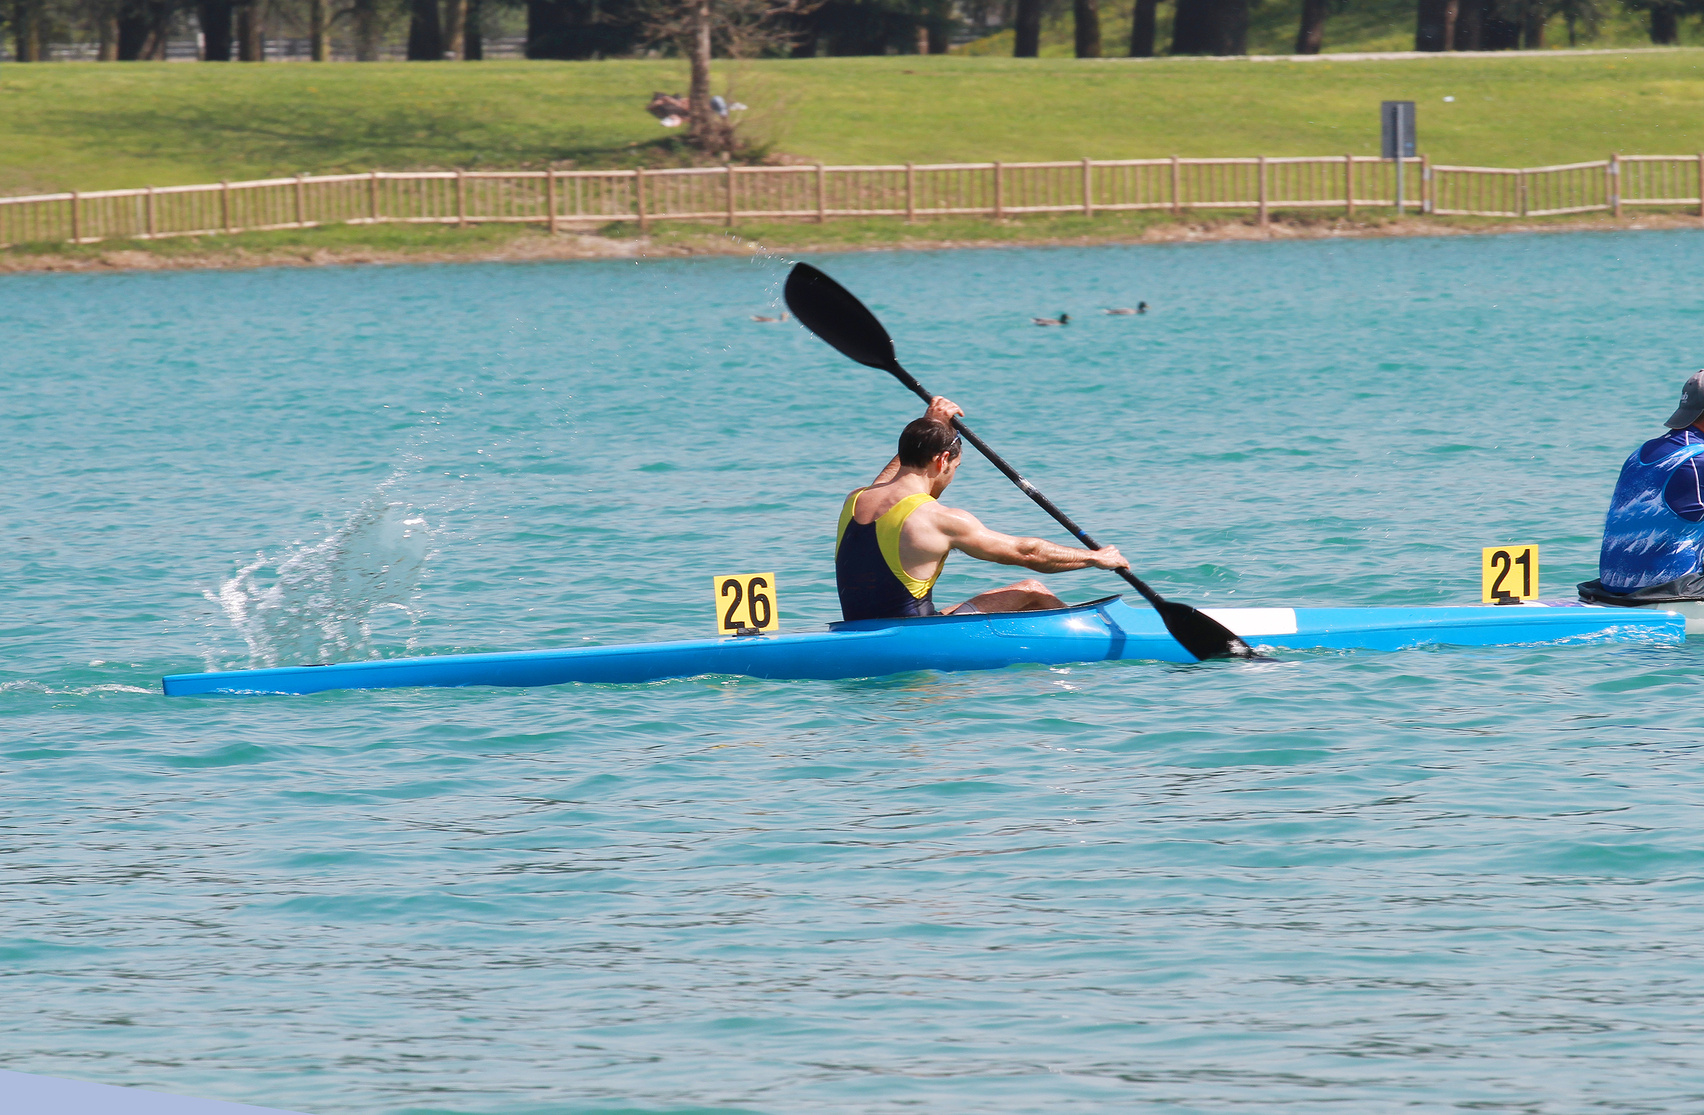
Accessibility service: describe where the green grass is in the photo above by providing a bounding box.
[6,52,1704,197]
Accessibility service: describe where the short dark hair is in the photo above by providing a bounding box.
[898,417,962,468]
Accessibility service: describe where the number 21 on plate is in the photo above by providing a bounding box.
[1481,545,1538,602]
[714,573,779,634]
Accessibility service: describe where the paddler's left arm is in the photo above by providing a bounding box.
[869,396,964,485]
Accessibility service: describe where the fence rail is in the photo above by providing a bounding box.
[6,154,1703,248]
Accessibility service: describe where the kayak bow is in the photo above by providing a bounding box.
[161,595,1683,697]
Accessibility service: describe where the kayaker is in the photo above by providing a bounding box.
[1580,369,1704,605]
[836,396,1130,621]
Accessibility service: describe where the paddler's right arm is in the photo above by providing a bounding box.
[927,506,1128,573]
[869,396,964,485]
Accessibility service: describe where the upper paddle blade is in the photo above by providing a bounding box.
[784,262,899,372]
[1155,599,1256,661]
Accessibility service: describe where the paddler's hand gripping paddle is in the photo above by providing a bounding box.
[783,261,1254,663]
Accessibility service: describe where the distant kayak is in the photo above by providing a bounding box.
[161,596,1684,698]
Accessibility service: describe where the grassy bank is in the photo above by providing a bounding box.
[6,207,1703,274]
[6,51,1704,198]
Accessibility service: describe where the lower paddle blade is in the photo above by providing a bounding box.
[784,263,899,372]
[1156,599,1256,661]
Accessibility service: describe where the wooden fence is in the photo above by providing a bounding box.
[5,154,1704,248]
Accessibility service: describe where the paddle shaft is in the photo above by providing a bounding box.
[884,361,1171,613]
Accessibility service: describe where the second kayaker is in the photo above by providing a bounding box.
[1580,368,1704,606]
[836,396,1130,622]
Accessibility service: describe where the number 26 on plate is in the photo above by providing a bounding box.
[1481,545,1538,602]
[714,573,779,634]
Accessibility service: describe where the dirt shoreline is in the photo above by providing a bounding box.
[6,213,1703,274]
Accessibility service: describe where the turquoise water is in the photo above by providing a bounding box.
[7,232,1704,1114]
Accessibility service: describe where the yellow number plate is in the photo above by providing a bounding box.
[1481,545,1539,602]
[714,573,779,634]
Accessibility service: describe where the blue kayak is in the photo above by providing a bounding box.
[161,595,1683,697]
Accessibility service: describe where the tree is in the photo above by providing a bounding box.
[1012,0,1038,54]
[1129,0,1157,55]
[116,0,176,58]
[199,0,232,56]
[1171,0,1245,53]
[1551,0,1601,42]
[235,0,262,58]
[11,0,46,59]
[1415,0,1458,49]
[352,0,381,58]
[1295,0,1326,50]
[1074,0,1099,54]
[1621,0,1700,41]
[407,0,440,57]
[641,0,807,154]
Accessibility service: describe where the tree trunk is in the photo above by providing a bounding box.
[1521,0,1544,46]
[1129,0,1156,55]
[117,2,152,58]
[1295,0,1326,52]
[236,3,263,59]
[1650,6,1678,42]
[686,0,725,153]
[309,0,327,58]
[1074,0,1101,56]
[1453,0,1481,48]
[1013,0,1041,55]
[1172,0,1246,54]
[99,12,118,57]
[200,0,233,58]
[13,0,44,60]
[1415,0,1446,49]
[354,0,379,58]
[407,0,442,59]
[465,0,483,57]
[444,0,466,57]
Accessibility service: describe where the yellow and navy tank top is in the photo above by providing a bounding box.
[834,489,946,621]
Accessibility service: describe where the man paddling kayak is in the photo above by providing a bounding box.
[1581,369,1704,605]
[836,397,1129,621]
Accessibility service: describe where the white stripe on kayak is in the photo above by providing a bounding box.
[1201,607,1299,637]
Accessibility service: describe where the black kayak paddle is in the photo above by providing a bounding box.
[782,261,1253,663]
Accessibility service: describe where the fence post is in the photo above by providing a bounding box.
[1518,168,1528,218]
[993,162,1003,219]
[816,164,826,224]
[1610,153,1621,218]
[1171,155,1182,216]
[146,186,157,239]
[368,171,379,224]
[1082,157,1094,217]
[294,173,305,228]
[905,162,915,223]
[1421,154,1431,214]
[635,168,648,233]
[1257,156,1268,228]
[726,163,736,228]
[1345,155,1355,218]
[221,180,231,234]
[547,168,558,234]
[70,190,81,244]
[456,169,467,228]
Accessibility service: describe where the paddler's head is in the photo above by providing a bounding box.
[898,416,963,496]
[1664,369,1704,431]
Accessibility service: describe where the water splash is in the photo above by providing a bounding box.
[211,499,432,668]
